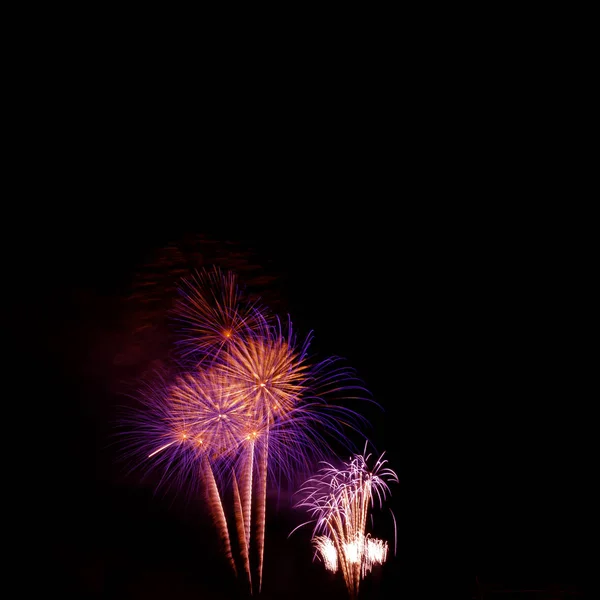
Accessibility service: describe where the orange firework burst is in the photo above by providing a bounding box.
[216,318,309,422]
[170,368,252,463]
[173,266,268,363]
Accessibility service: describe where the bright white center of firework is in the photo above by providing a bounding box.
[366,538,388,564]
[343,540,364,564]
[259,382,266,387]
[313,536,338,572]
[182,433,188,439]
[320,539,338,572]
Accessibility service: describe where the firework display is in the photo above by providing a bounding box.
[122,267,389,596]
[293,447,398,599]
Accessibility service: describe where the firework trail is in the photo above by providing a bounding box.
[232,470,251,588]
[201,452,237,576]
[240,437,254,573]
[313,535,338,572]
[255,426,269,593]
[293,445,398,599]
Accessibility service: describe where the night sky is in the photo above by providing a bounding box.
[15,211,582,598]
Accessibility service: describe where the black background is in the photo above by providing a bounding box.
[12,198,583,598]
[5,16,588,597]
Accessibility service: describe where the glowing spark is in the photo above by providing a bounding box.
[314,536,338,572]
[343,538,363,564]
[366,537,388,566]
[148,440,177,458]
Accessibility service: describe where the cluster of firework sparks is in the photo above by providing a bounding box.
[292,449,398,599]
[122,267,397,597]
